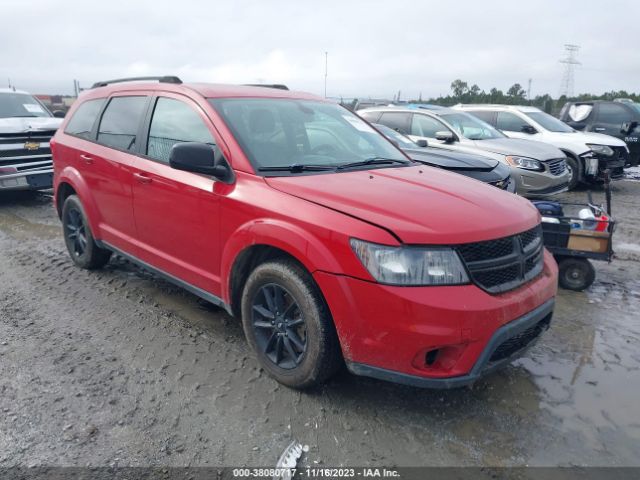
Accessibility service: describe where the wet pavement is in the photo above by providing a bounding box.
[0,181,639,467]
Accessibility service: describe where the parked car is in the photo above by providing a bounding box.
[358,106,570,198]
[455,104,629,189]
[372,123,515,192]
[559,100,640,166]
[0,88,63,192]
[52,76,557,389]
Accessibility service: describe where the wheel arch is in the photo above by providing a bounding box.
[55,167,102,235]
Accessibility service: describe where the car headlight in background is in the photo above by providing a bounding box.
[505,155,543,171]
[586,144,614,156]
[350,239,469,286]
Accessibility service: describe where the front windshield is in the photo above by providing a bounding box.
[525,111,574,133]
[209,98,407,172]
[372,123,417,149]
[439,112,505,140]
[0,93,51,118]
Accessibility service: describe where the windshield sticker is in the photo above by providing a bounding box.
[23,104,45,113]
[342,115,374,132]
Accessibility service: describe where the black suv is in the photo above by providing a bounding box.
[559,100,640,166]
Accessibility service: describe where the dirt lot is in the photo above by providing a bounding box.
[0,180,639,468]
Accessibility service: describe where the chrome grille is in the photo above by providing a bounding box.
[546,158,567,176]
[0,130,55,167]
[456,225,544,294]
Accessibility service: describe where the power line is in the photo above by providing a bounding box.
[559,44,581,97]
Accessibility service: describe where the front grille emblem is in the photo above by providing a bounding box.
[24,141,40,151]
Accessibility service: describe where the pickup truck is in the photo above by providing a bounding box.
[0,88,63,192]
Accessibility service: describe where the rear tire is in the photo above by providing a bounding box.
[565,155,581,190]
[558,257,595,291]
[62,195,111,269]
[240,259,342,389]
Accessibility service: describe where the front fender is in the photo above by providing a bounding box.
[56,166,103,237]
[220,218,347,303]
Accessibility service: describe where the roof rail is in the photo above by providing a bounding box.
[91,76,182,88]
[243,84,289,90]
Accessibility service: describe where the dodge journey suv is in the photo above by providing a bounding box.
[52,77,557,389]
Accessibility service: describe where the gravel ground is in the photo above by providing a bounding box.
[0,180,639,468]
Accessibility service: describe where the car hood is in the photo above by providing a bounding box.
[0,116,62,134]
[571,131,627,147]
[265,165,538,244]
[470,137,564,160]
[403,147,499,171]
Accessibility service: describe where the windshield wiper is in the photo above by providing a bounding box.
[258,163,336,173]
[336,157,410,170]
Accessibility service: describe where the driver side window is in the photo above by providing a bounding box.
[411,114,447,138]
[147,97,216,163]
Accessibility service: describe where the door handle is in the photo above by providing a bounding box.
[594,127,606,132]
[133,172,152,184]
[80,154,94,164]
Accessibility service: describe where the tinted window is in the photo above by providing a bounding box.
[64,99,105,139]
[411,114,447,138]
[439,112,505,140]
[496,111,526,132]
[468,110,495,125]
[378,112,411,134]
[147,98,215,163]
[525,111,574,132]
[97,96,147,151]
[598,103,632,124]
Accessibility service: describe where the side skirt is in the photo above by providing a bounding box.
[96,240,233,316]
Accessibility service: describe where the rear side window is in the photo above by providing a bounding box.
[97,96,148,152]
[468,110,495,125]
[378,112,411,134]
[147,98,216,163]
[496,111,526,132]
[598,103,632,124]
[64,99,105,139]
[358,111,381,123]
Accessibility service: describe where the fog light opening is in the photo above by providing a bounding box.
[425,349,440,366]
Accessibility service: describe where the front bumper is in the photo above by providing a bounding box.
[314,250,558,388]
[0,165,53,191]
[511,165,570,197]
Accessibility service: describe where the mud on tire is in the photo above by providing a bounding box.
[240,259,342,389]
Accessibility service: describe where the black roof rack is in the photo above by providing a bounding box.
[243,84,289,91]
[91,76,182,88]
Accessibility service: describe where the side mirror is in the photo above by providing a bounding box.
[622,121,638,134]
[52,110,66,118]
[435,131,455,143]
[169,142,234,183]
[415,139,428,147]
[521,124,537,134]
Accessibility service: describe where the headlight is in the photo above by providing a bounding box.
[505,155,543,171]
[350,239,469,286]
[587,144,614,156]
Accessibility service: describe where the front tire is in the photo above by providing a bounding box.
[240,259,342,389]
[62,195,111,269]
[565,155,581,190]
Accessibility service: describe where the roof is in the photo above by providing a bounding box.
[0,88,29,95]
[358,105,457,115]
[455,104,541,113]
[81,81,323,102]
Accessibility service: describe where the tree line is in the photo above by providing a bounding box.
[409,79,640,114]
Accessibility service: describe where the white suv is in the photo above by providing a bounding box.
[454,104,629,189]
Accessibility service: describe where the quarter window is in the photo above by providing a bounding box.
[97,96,148,152]
[496,112,526,132]
[378,112,411,134]
[64,99,106,139]
[147,98,216,163]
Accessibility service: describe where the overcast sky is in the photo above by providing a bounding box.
[2,0,638,99]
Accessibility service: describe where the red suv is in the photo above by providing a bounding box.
[51,77,557,389]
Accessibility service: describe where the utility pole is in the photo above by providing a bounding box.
[559,44,580,98]
[527,78,532,101]
[324,51,328,98]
